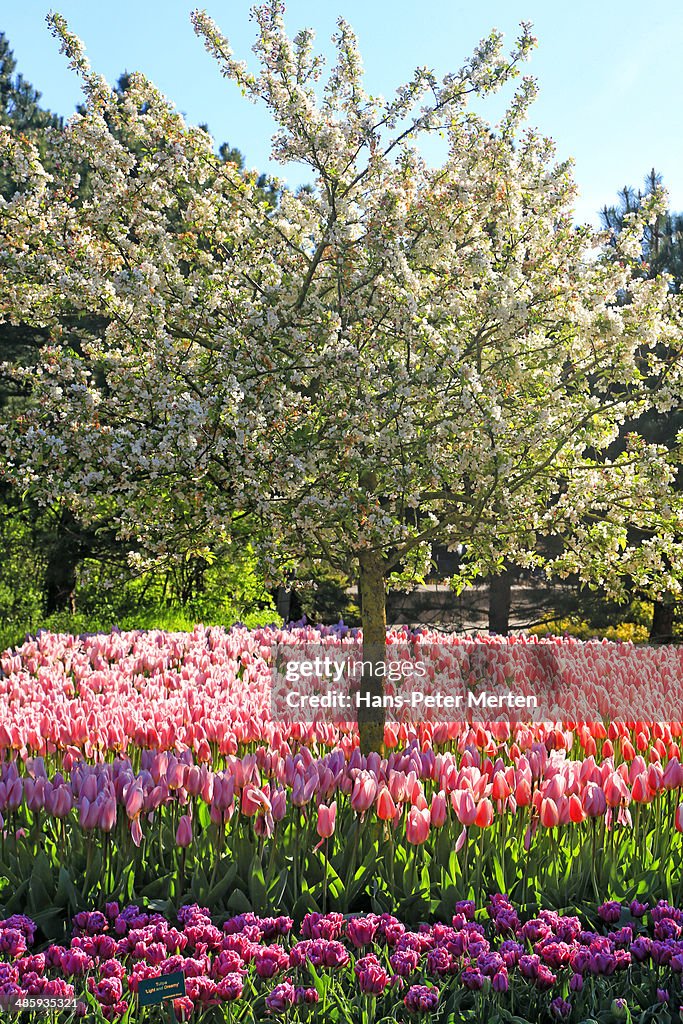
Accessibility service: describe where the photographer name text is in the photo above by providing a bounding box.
[284,690,538,710]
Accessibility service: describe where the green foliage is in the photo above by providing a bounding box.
[0,529,278,652]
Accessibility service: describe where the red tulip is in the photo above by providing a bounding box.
[621,739,635,761]
[376,787,397,821]
[491,772,511,802]
[631,774,652,804]
[568,793,585,823]
[474,798,494,828]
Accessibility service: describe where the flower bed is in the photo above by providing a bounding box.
[2,626,682,759]
[0,629,682,928]
[1,898,681,1022]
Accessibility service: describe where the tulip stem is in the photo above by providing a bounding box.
[387,828,395,901]
[81,836,94,900]
[179,848,186,902]
[344,816,362,912]
[265,822,277,886]
[463,830,469,895]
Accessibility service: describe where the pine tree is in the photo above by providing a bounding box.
[0,32,61,195]
[601,170,683,641]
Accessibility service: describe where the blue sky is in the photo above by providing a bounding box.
[3,1,683,223]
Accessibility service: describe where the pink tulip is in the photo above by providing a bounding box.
[81,774,98,803]
[271,788,287,821]
[98,797,117,832]
[631,775,652,804]
[582,782,607,818]
[545,775,566,803]
[604,773,629,809]
[185,765,202,797]
[430,791,447,828]
[78,797,92,830]
[451,789,477,826]
[406,806,430,845]
[350,771,378,814]
[317,801,336,840]
[663,758,683,791]
[540,798,559,828]
[176,814,193,848]
[647,763,664,793]
[125,783,144,820]
[241,784,271,817]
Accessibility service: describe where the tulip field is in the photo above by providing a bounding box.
[1,624,683,1021]
[2,897,683,1022]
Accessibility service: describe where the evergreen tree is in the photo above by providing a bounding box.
[601,170,683,641]
[0,32,61,195]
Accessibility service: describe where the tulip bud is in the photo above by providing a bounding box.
[474,798,494,829]
[540,797,559,828]
[316,801,336,840]
[430,791,447,828]
[377,787,397,821]
[176,814,193,848]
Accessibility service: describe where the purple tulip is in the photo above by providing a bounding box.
[598,901,622,924]
[347,916,379,948]
[354,955,389,995]
[550,997,571,1019]
[492,969,508,993]
[404,984,439,1013]
[629,900,649,918]
[265,981,296,1014]
[461,966,485,991]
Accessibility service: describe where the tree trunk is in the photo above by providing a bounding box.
[275,586,291,622]
[357,550,386,755]
[44,512,81,615]
[488,566,512,635]
[649,597,676,644]
[273,585,304,624]
[45,555,78,615]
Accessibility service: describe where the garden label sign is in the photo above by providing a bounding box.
[137,971,186,1020]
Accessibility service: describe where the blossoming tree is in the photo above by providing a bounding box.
[1,4,683,750]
